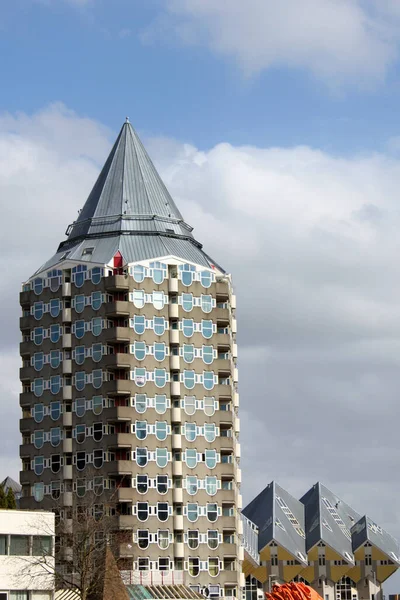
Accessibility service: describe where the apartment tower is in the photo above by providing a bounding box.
[19,119,242,597]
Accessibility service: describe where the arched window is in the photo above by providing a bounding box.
[204,423,216,442]
[50,299,61,318]
[132,290,145,308]
[50,324,61,343]
[155,421,168,441]
[182,319,194,337]
[136,475,148,494]
[33,302,43,320]
[185,449,197,469]
[202,346,214,365]
[92,344,103,363]
[203,372,215,391]
[182,293,193,312]
[205,450,217,469]
[154,317,166,336]
[183,371,195,390]
[74,295,85,313]
[138,530,149,549]
[156,448,168,468]
[207,503,218,523]
[187,531,199,549]
[186,477,198,496]
[133,265,145,283]
[133,341,146,361]
[135,421,147,440]
[183,345,194,363]
[207,530,219,550]
[136,448,148,467]
[154,343,166,362]
[155,369,167,388]
[187,504,198,523]
[185,423,197,442]
[133,315,145,335]
[91,291,102,311]
[202,320,213,339]
[205,477,218,496]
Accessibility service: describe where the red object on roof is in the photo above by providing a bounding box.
[266,583,323,600]
[113,251,123,268]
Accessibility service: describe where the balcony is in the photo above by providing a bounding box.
[63,412,72,427]
[118,487,134,502]
[102,379,132,396]
[174,542,184,557]
[170,381,181,397]
[20,341,32,356]
[63,439,72,453]
[169,330,179,345]
[110,460,133,476]
[62,360,72,374]
[173,488,183,503]
[217,333,231,348]
[62,334,72,349]
[105,275,130,292]
[20,290,32,306]
[19,366,33,382]
[19,316,31,330]
[170,355,180,371]
[19,392,32,407]
[106,301,130,317]
[171,407,181,423]
[172,461,182,476]
[216,282,230,299]
[168,278,179,293]
[216,358,231,373]
[219,436,234,451]
[107,433,133,449]
[119,514,135,528]
[102,327,131,343]
[63,492,73,507]
[63,386,72,400]
[19,417,32,431]
[62,282,71,297]
[62,308,71,322]
[104,353,133,370]
[169,304,179,319]
[172,434,182,450]
[174,515,184,530]
[63,465,73,479]
[216,307,230,322]
[215,384,232,398]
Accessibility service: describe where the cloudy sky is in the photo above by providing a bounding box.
[2,0,400,590]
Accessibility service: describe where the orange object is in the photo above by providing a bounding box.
[265,583,323,600]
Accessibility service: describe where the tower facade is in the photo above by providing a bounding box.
[19,120,242,596]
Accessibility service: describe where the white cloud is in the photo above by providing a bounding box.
[2,104,400,588]
[146,0,400,87]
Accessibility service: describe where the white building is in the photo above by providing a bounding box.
[0,508,55,600]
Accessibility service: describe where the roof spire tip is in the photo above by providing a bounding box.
[125,116,130,123]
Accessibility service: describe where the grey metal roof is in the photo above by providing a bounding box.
[1,476,22,494]
[300,482,360,562]
[242,481,308,566]
[33,119,221,277]
[351,515,400,564]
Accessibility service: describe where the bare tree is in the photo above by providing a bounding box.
[20,474,130,600]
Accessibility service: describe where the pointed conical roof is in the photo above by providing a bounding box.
[36,120,221,275]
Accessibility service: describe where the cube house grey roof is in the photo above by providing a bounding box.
[34,119,221,276]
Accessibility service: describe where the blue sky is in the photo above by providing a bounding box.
[4,0,400,591]
[3,0,400,153]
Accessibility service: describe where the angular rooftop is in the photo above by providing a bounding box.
[34,119,220,276]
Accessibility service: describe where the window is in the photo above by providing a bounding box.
[155,421,168,441]
[92,369,103,389]
[50,401,61,420]
[134,368,147,387]
[187,476,198,495]
[75,398,86,418]
[204,423,216,442]
[182,293,193,311]
[33,430,44,449]
[9,535,29,556]
[93,422,103,442]
[32,536,52,556]
[50,350,62,369]
[138,557,149,571]
[33,352,44,372]
[133,290,145,308]
[76,451,86,471]
[0,535,6,555]
[153,291,165,310]
[133,315,145,335]
[33,482,44,502]
[154,317,166,336]
[75,295,85,313]
[51,454,61,473]
[187,503,198,523]
[50,375,61,395]
[91,267,102,285]
[75,320,85,339]
[156,448,169,468]
[183,345,194,363]
[155,369,167,388]
[189,557,200,577]
[188,530,199,549]
[76,479,86,498]
[34,327,44,345]
[137,475,148,494]
[202,346,214,365]
[186,449,198,469]
[205,450,217,469]
[209,557,220,577]
[184,396,196,416]
[157,475,168,494]
[137,502,149,522]
[75,346,85,365]
[133,341,146,361]
[135,394,147,414]
[33,302,43,320]
[185,423,197,442]
[208,530,219,549]
[75,372,86,392]
[33,404,44,423]
[72,265,87,288]
[201,295,213,313]
[180,264,195,286]
[200,270,212,288]
[93,396,103,415]
[183,370,195,390]
[207,504,218,522]
[182,319,194,337]
[50,298,61,318]
[136,448,148,467]
[134,420,147,440]
[150,261,166,284]
[155,395,167,414]
[158,557,170,571]
[205,477,218,496]
[33,277,43,295]
[93,449,103,469]
[204,397,216,416]
[202,320,213,339]
[91,291,102,310]
[157,502,169,522]
[158,530,170,549]
[50,324,61,343]
[138,530,149,549]
[92,343,103,363]
[203,372,215,391]
[92,317,102,337]
[34,457,44,475]
[33,378,44,397]
[154,343,166,362]
[50,427,61,447]
[133,265,145,283]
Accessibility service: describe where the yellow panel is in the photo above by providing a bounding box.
[299,566,314,582]
[308,547,318,561]
[325,547,343,561]
[346,566,361,583]
[242,559,254,577]
[330,565,352,582]
[372,547,391,561]
[376,565,398,583]
[260,546,272,561]
[278,547,298,561]
[252,565,268,583]
[354,548,364,561]
[282,565,306,582]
